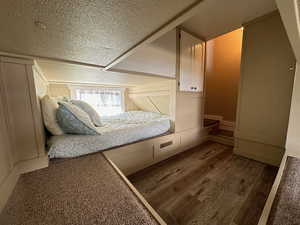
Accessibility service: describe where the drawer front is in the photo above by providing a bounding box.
[154,134,180,161]
[103,141,154,175]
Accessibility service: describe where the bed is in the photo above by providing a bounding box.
[48,111,171,158]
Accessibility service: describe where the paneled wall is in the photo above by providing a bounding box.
[0,57,48,212]
[48,82,141,112]
[0,86,16,211]
[33,63,49,98]
[48,83,71,98]
[234,12,296,166]
[128,80,176,127]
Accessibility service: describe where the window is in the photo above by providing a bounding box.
[71,86,125,116]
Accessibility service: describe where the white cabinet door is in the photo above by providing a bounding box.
[179,30,204,92]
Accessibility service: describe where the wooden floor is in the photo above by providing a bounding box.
[129,141,278,225]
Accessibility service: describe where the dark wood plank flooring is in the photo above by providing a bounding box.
[129,141,278,225]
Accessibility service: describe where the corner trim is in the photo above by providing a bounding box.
[17,156,49,174]
[0,156,49,213]
[103,154,167,225]
[204,114,236,131]
[0,167,19,213]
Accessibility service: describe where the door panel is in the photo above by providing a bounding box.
[236,13,296,147]
[1,62,38,161]
[180,30,204,92]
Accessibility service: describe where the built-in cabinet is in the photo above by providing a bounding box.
[104,130,205,176]
[113,28,205,93]
[179,30,205,93]
[234,13,296,166]
[0,56,48,211]
[0,58,45,162]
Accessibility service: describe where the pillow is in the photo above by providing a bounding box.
[40,95,64,135]
[54,96,70,102]
[56,101,99,135]
[71,100,102,127]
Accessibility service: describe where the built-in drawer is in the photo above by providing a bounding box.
[103,140,154,176]
[154,134,180,161]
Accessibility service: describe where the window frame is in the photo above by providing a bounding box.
[69,85,126,115]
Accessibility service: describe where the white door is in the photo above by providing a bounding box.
[179,30,204,92]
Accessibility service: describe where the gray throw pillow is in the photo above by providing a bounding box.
[71,100,102,127]
[56,102,99,135]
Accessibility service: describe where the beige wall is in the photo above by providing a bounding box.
[0,57,48,212]
[285,63,300,157]
[234,12,296,166]
[33,64,49,98]
[205,28,243,122]
[258,2,300,224]
[48,83,71,98]
[276,1,300,158]
[48,82,139,112]
[128,80,176,119]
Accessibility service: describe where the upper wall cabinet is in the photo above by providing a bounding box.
[179,30,205,92]
[113,29,177,78]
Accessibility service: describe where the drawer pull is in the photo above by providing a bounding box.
[160,141,173,149]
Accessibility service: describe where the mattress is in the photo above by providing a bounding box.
[48,111,171,158]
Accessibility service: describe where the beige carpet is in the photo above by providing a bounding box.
[0,153,159,225]
[267,156,300,225]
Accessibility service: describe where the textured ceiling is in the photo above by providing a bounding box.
[0,0,198,66]
[182,0,277,40]
[37,60,171,86]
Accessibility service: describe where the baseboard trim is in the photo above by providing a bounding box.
[204,114,223,121]
[0,167,19,213]
[234,138,284,166]
[17,155,49,174]
[220,120,235,132]
[104,155,167,225]
[0,156,49,213]
[204,115,235,132]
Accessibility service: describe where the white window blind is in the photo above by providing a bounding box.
[71,87,124,116]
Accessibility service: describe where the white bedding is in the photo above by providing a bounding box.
[48,111,171,158]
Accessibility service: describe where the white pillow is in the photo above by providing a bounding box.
[71,100,102,127]
[40,95,64,135]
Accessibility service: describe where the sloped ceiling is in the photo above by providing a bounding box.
[182,0,277,40]
[37,60,171,86]
[0,0,199,66]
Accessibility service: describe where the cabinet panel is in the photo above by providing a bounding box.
[103,140,154,175]
[0,95,13,183]
[113,29,176,78]
[154,134,180,161]
[175,92,203,132]
[236,14,295,148]
[1,62,38,161]
[179,30,204,92]
[180,128,203,151]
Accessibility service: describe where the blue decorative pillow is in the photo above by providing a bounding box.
[56,102,99,135]
[71,100,102,127]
